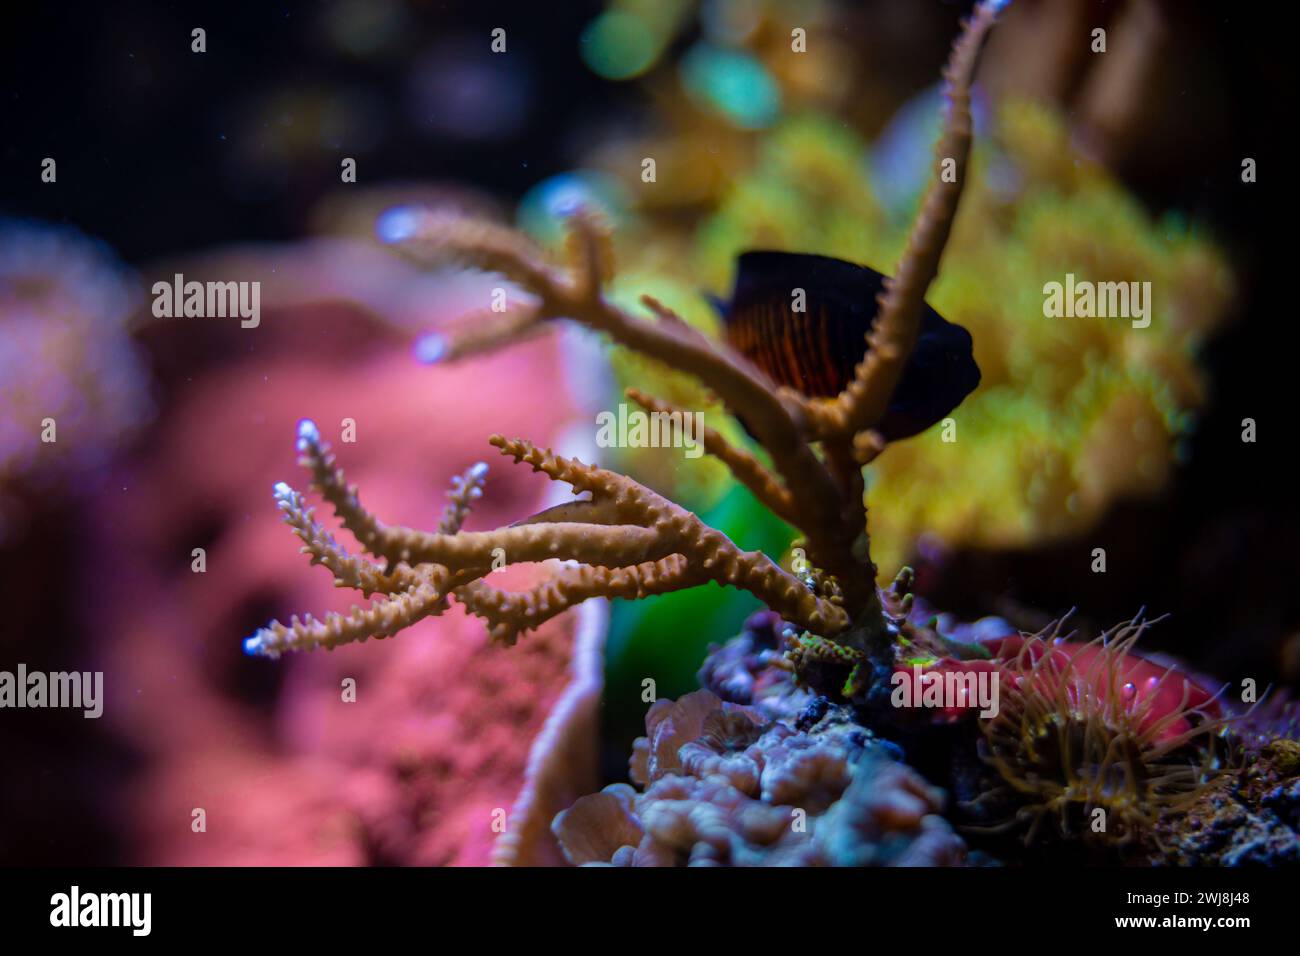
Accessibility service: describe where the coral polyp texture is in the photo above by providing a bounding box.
[972,615,1232,848]
[244,3,1005,670]
[553,690,966,866]
[233,2,1295,868]
[686,593,1290,864]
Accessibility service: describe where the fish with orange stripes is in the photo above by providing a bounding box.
[717,251,980,440]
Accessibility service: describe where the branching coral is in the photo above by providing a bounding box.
[695,98,1233,573]
[243,2,1009,666]
[88,292,602,865]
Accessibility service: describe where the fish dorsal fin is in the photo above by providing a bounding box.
[728,251,887,321]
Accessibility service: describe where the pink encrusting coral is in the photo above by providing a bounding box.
[121,589,597,866]
[89,292,601,865]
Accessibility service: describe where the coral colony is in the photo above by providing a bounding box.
[245,1,1003,668]
[622,81,1234,572]
[242,1,1293,866]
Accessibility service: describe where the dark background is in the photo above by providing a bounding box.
[1,0,625,260]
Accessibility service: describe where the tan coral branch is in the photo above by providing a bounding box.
[274,481,419,596]
[388,206,846,561]
[800,0,1000,439]
[438,461,490,534]
[295,420,387,557]
[247,2,1007,666]
[249,447,501,656]
[422,306,545,364]
[244,571,455,658]
[248,422,848,659]
[623,386,796,526]
[386,211,556,293]
[457,556,700,646]
[486,436,848,634]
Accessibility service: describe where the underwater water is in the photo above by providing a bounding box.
[0,0,1296,938]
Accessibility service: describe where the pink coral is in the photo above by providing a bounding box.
[90,288,599,865]
[0,219,152,539]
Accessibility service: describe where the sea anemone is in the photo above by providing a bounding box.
[975,615,1233,849]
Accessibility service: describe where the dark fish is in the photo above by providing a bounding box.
[716,251,980,441]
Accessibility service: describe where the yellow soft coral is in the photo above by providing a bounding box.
[638,99,1230,575]
[869,102,1232,571]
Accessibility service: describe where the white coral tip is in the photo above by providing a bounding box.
[414,332,447,365]
[376,206,421,245]
[296,418,320,450]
